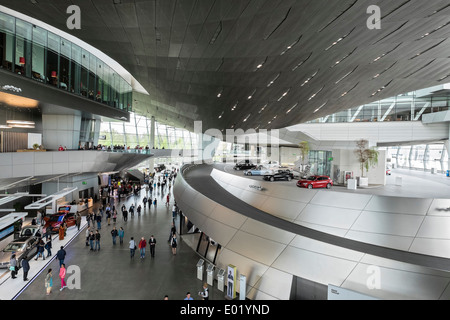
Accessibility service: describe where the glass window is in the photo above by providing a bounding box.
[110,121,125,146]
[31,25,46,82]
[102,64,111,105]
[96,58,104,103]
[15,19,32,77]
[0,13,15,71]
[46,32,60,87]
[80,49,89,96]
[59,38,71,90]
[88,53,96,100]
[70,44,81,94]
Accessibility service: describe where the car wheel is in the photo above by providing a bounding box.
[270,177,274,182]
[308,184,313,189]
[248,172,252,176]
[326,183,331,189]
[288,176,292,181]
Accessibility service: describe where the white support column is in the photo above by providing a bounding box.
[150,116,155,149]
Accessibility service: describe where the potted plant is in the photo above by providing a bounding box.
[354,139,379,186]
[298,141,310,178]
[32,143,40,150]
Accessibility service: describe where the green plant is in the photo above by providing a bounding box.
[32,143,39,150]
[354,139,379,177]
[298,141,310,170]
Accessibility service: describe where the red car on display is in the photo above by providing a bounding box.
[43,207,76,233]
[297,175,333,189]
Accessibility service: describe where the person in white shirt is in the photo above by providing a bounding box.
[129,237,136,259]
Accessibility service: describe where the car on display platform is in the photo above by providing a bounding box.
[386,168,392,175]
[43,211,77,233]
[263,170,295,182]
[233,161,257,171]
[297,175,333,189]
[244,165,274,176]
[154,164,166,172]
[0,236,39,269]
[19,225,41,239]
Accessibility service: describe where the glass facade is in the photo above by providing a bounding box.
[385,144,448,173]
[0,11,132,111]
[98,112,199,150]
[309,90,450,124]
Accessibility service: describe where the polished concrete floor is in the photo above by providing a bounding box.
[15,182,227,301]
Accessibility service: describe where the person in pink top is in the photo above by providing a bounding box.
[59,264,67,291]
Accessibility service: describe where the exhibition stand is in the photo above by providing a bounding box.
[0,219,87,300]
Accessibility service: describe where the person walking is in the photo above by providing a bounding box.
[76,213,81,230]
[9,254,18,279]
[112,209,117,224]
[89,231,95,251]
[129,237,136,259]
[58,224,65,241]
[138,237,146,259]
[44,239,52,258]
[45,269,53,295]
[21,256,30,281]
[153,198,157,208]
[94,230,101,251]
[35,239,45,261]
[170,233,178,255]
[166,194,170,206]
[96,213,102,230]
[85,227,91,246]
[59,264,67,291]
[123,207,128,222]
[199,283,209,300]
[149,235,156,258]
[118,227,125,245]
[111,227,118,245]
[56,246,66,267]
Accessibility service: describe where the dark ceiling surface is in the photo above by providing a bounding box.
[2,0,450,132]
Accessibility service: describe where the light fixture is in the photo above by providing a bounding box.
[7,120,35,125]
[0,125,12,129]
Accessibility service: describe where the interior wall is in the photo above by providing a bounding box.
[332,149,386,185]
[42,114,81,150]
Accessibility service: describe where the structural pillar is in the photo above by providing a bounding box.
[150,116,155,149]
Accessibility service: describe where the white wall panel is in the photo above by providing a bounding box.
[240,218,296,244]
[12,152,34,165]
[258,197,305,221]
[342,263,450,300]
[215,248,270,289]
[289,235,364,262]
[416,216,450,239]
[427,199,450,216]
[293,221,349,237]
[251,268,293,300]
[364,196,431,215]
[344,230,414,251]
[351,211,424,237]
[209,204,248,229]
[272,245,358,286]
[202,217,238,247]
[226,231,287,266]
[409,238,450,259]
[310,191,372,210]
[297,204,361,229]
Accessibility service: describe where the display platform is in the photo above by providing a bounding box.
[0,220,87,300]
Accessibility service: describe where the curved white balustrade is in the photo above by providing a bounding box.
[174,165,450,300]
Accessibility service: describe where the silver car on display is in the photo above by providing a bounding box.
[0,236,39,269]
[244,165,274,176]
